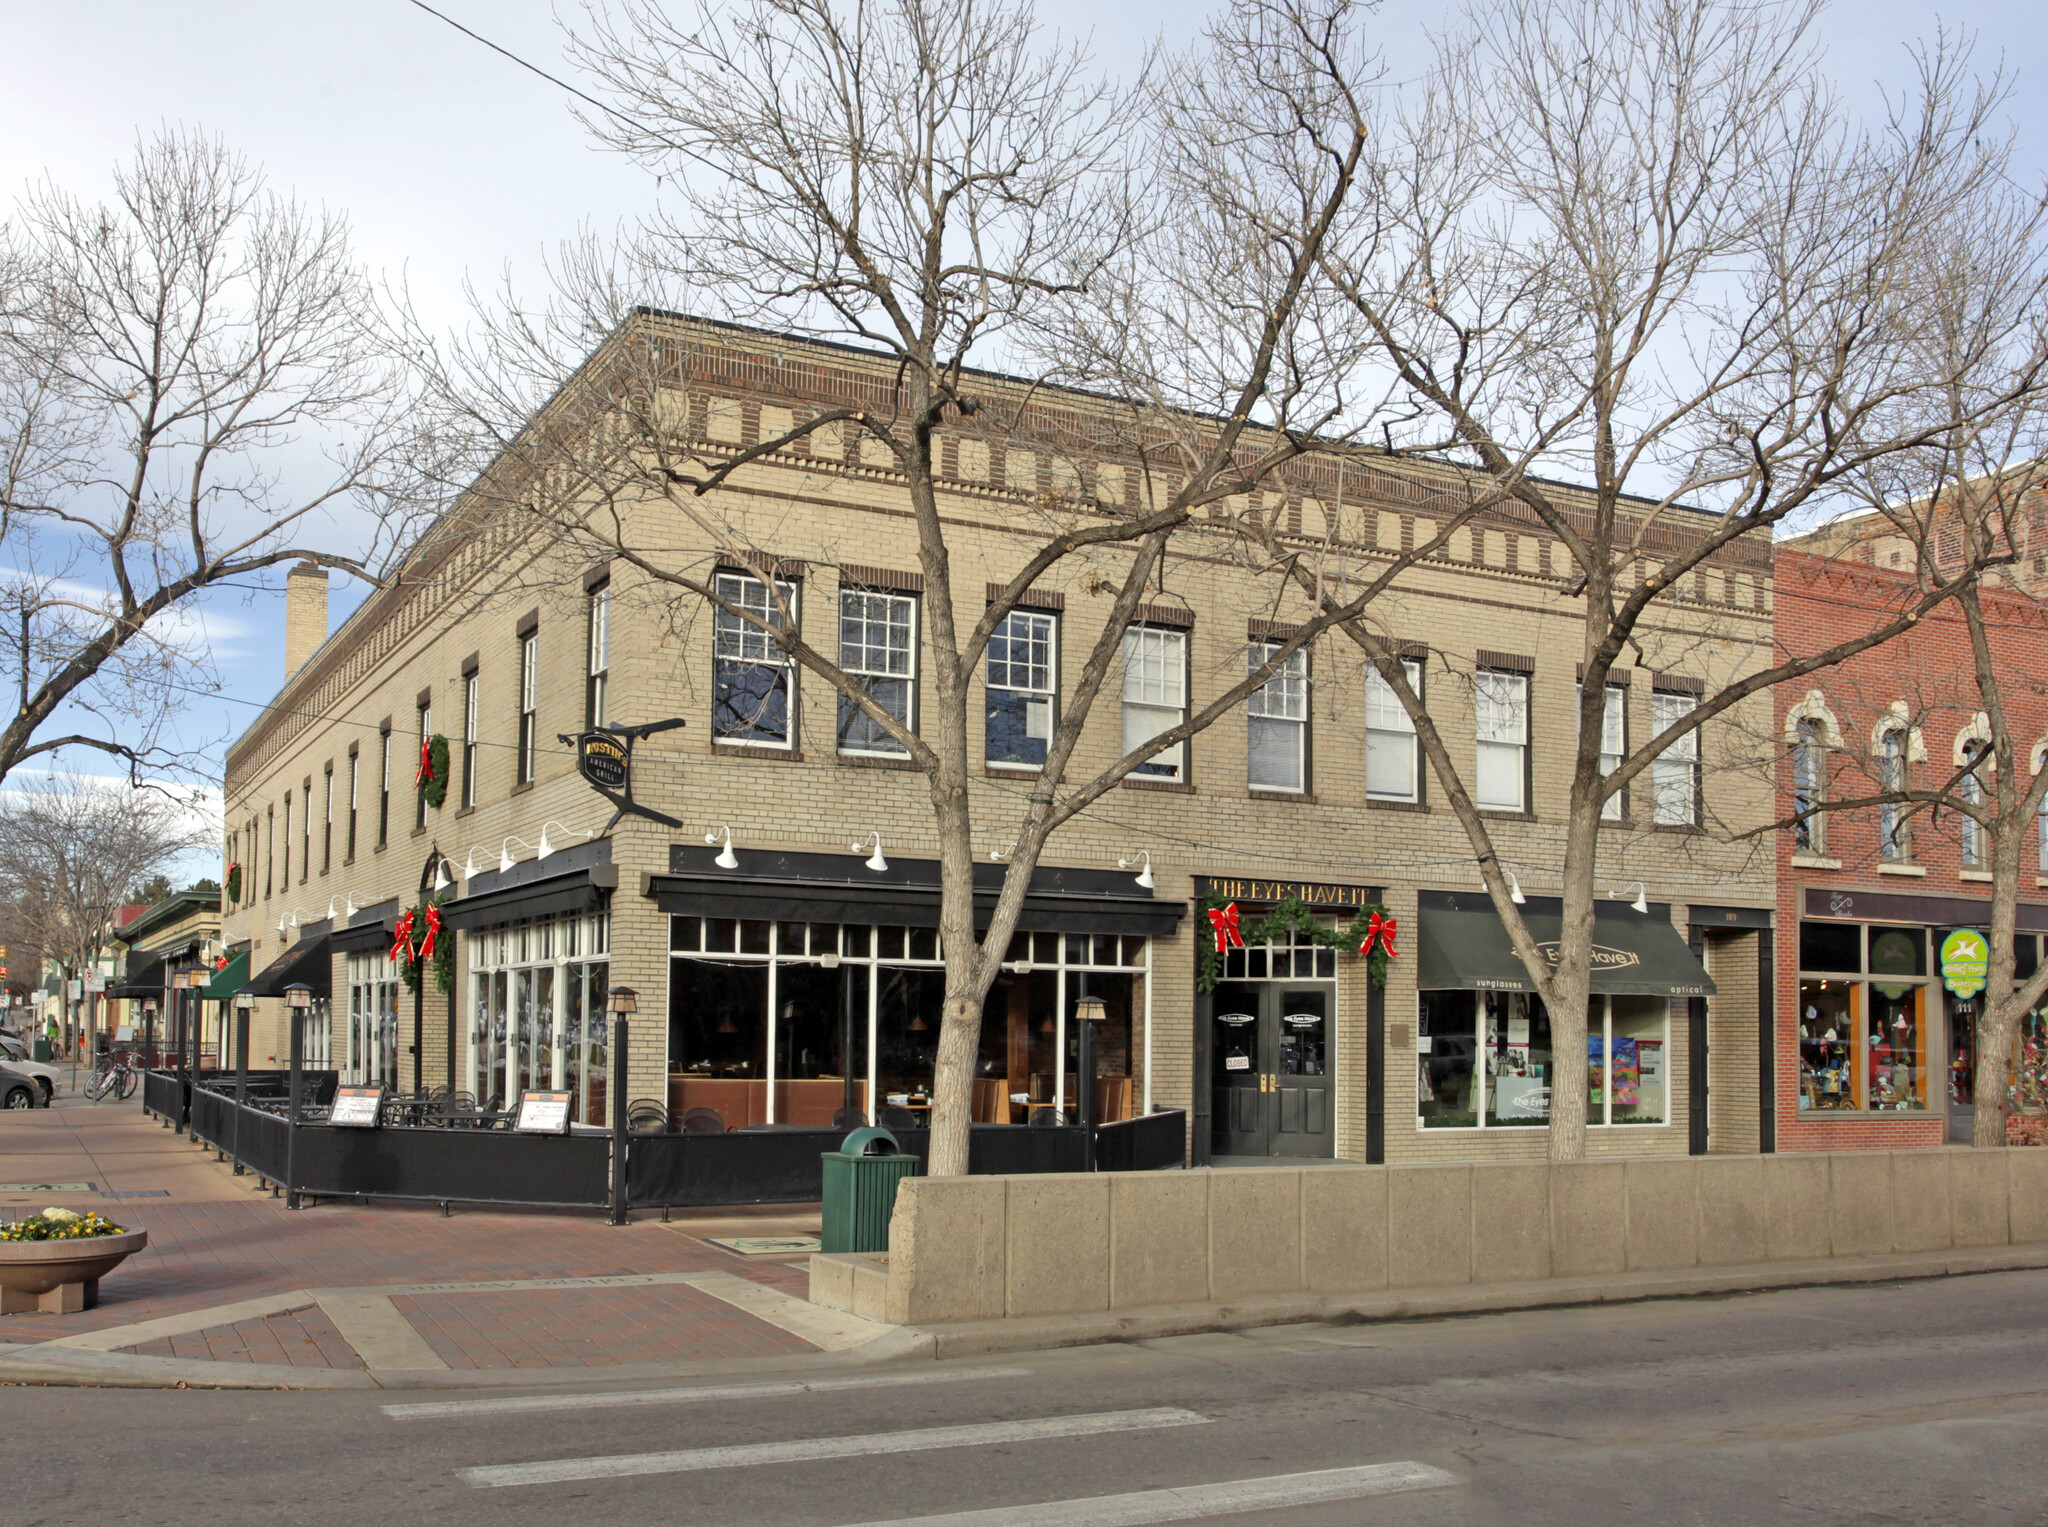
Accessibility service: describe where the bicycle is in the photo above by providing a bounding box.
[84,1049,137,1102]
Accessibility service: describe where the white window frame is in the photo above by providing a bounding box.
[415,704,431,829]
[462,671,480,808]
[1366,659,1422,803]
[1122,625,1189,781]
[1959,746,1987,867]
[837,587,918,757]
[588,583,611,729]
[1578,682,1626,821]
[517,633,538,783]
[1474,670,1529,813]
[984,608,1058,771]
[1650,689,1700,827]
[1879,725,1909,860]
[1246,637,1308,794]
[346,752,358,862]
[1793,718,1826,854]
[713,571,799,749]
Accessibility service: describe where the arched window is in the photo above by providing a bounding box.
[1793,718,1826,853]
[1879,727,1908,861]
[1959,752,1985,867]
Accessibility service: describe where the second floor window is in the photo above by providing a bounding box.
[1792,719,1826,854]
[1879,725,1908,859]
[1960,744,1987,867]
[1474,670,1528,812]
[266,810,275,897]
[1122,625,1188,780]
[1650,690,1700,827]
[713,571,797,748]
[346,753,359,861]
[986,609,1057,769]
[1366,659,1421,802]
[838,588,916,756]
[517,634,538,783]
[378,727,391,847]
[415,703,432,829]
[463,672,480,808]
[587,582,611,728]
[301,783,311,879]
[1246,638,1308,793]
[1580,683,1626,821]
[322,767,333,873]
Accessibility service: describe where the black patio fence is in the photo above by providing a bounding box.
[161,1074,1185,1218]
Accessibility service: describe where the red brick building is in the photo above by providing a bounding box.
[1773,550,2048,1149]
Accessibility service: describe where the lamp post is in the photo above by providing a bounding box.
[283,982,312,1210]
[1074,992,1107,1172]
[140,997,157,1078]
[606,987,637,1226]
[232,989,254,1174]
[171,972,192,1135]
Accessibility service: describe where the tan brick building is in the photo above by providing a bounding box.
[220,314,1776,1165]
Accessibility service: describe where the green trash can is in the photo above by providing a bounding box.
[821,1127,918,1253]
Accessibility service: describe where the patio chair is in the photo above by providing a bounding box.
[679,1106,726,1135]
[878,1105,918,1131]
[627,1098,671,1134]
[831,1107,866,1129]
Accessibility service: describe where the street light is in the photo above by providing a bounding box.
[607,987,638,1016]
[1074,992,1107,1171]
[283,983,312,1138]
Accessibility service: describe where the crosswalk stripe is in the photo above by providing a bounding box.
[827,1462,1462,1526]
[459,1406,1210,1489]
[385,1365,1030,1419]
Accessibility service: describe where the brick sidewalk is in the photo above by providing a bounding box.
[0,1101,834,1374]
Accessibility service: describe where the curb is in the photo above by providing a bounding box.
[0,1326,936,1391]
[895,1244,2048,1359]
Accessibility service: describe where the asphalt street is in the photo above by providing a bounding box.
[7,1268,2048,1527]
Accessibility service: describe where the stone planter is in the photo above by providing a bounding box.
[0,1229,149,1314]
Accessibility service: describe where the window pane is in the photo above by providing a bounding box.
[1869,927,1925,977]
[1798,979,1859,1110]
[1248,715,1303,791]
[714,659,790,744]
[1124,703,1184,777]
[1867,985,1927,1111]
[1364,664,1416,733]
[669,960,767,1079]
[1485,992,1551,1126]
[987,611,1054,692]
[1474,672,1527,743]
[1799,921,1861,971]
[1417,990,1478,1127]
[1475,740,1524,811]
[1608,996,1667,1124]
[839,590,915,676]
[839,675,911,754]
[986,689,1051,767]
[1121,627,1186,707]
[1366,727,1416,800]
[1246,641,1307,720]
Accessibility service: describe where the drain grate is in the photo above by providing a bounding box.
[101,1189,170,1199]
[0,1182,94,1193]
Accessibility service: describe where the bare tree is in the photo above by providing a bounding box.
[0,773,209,1043]
[0,129,438,786]
[414,0,1499,1176]
[1244,0,2048,1158]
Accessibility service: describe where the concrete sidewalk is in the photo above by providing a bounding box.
[0,1098,906,1389]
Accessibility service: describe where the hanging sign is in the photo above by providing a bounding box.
[577,732,630,791]
[1940,927,1990,999]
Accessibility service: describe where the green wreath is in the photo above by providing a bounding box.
[224,862,241,905]
[1195,890,1392,993]
[419,734,451,810]
[395,897,454,996]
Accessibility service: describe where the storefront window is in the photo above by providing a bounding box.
[467,910,611,1123]
[346,951,400,1089]
[669,917,1149,1129]
[1796,921,1928,1114]
[1421,989,1665,1128]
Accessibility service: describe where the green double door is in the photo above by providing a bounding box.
[1210,982,1336,1158]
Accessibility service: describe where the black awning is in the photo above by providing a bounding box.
[329,897,400,953]
[648,876,1183,939]
[442,866,618,932]
[1416,906,1715,997]
[109,952,166,998]
[242,934,333,1000]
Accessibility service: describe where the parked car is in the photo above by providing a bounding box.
[0,1034,59,1103]
[1,1062,48,1109]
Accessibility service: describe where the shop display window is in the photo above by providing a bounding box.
[1421,989,1666,1128]
[467,910,611,1124]
[1797,921,1929,1114]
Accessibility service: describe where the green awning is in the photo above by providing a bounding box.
[202,950,249,1002]
[1416,909,1716,997]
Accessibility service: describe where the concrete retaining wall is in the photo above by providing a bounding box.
[811,1150,2048,1328]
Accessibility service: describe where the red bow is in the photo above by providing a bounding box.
[1358,911,1399,959]
[415,739,435,787]
[390,910,416,964]
[1208,901,1244,955]
[418,904,442,962]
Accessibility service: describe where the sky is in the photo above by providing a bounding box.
[2,0,2045,833]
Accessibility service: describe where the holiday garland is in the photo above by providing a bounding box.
[1194,889,1395,993]
[390,896,453,995]
[417,734,451,810]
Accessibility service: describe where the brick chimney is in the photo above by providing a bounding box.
[283,562,329,681]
